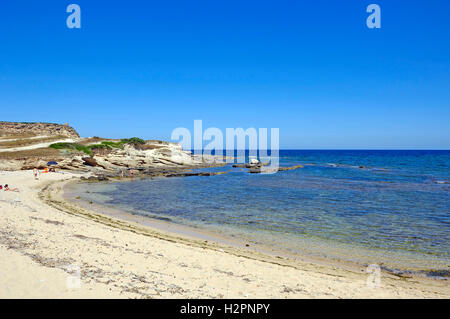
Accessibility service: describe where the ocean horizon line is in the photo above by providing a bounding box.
[189,149,450,152]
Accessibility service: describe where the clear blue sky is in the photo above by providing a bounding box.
[1,0,449,149]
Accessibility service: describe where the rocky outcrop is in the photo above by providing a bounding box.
[233,162,269,169]
[0,122,79,138]
[82,157,107,169]
[46,141,226,179]
[165,171,227,177]
[277,164,304,171]
[0,122,226,176]
[80,175,110,182]
[91,142,206,170]
[248,164,304,174]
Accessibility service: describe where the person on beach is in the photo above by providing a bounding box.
[4,184,19,192]
[129,168,134,178]
[33,168,40,180]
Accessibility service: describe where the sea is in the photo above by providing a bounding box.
[67,150,450,277]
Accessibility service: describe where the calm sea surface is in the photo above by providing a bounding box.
[71,150,450,276]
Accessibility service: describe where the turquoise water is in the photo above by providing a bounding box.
[74,150,450,276]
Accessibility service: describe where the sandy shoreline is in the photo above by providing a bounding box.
[0,170,449,298]
[64,180,450,277]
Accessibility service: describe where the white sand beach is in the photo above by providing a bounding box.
[0,170,448,299]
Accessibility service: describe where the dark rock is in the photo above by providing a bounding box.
[232,164,250,168]
[165,171,227,178]
[82,157,107,169]
[248,167,262,174]
[82,157,98,167]
[233,162,270,169]
[277,164,304,171]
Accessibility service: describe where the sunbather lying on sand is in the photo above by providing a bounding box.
[4,184,19,192]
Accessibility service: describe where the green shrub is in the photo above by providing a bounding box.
[87,143,110,150]
[101,141,123,148]
[49,143,92,156]
[121,137,145,145]
[49,137,146,156]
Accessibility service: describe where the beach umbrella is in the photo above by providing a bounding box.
[47,161,58,166]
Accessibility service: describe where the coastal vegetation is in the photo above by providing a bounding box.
[120,137,145,146]
[49,142,93,156]
[49,137,146,156]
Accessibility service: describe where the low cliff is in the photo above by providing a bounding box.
[0,122,80,139]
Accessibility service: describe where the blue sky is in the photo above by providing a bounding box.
[0,0,449,149]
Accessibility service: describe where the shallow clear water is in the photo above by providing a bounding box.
[72,150,450,275]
